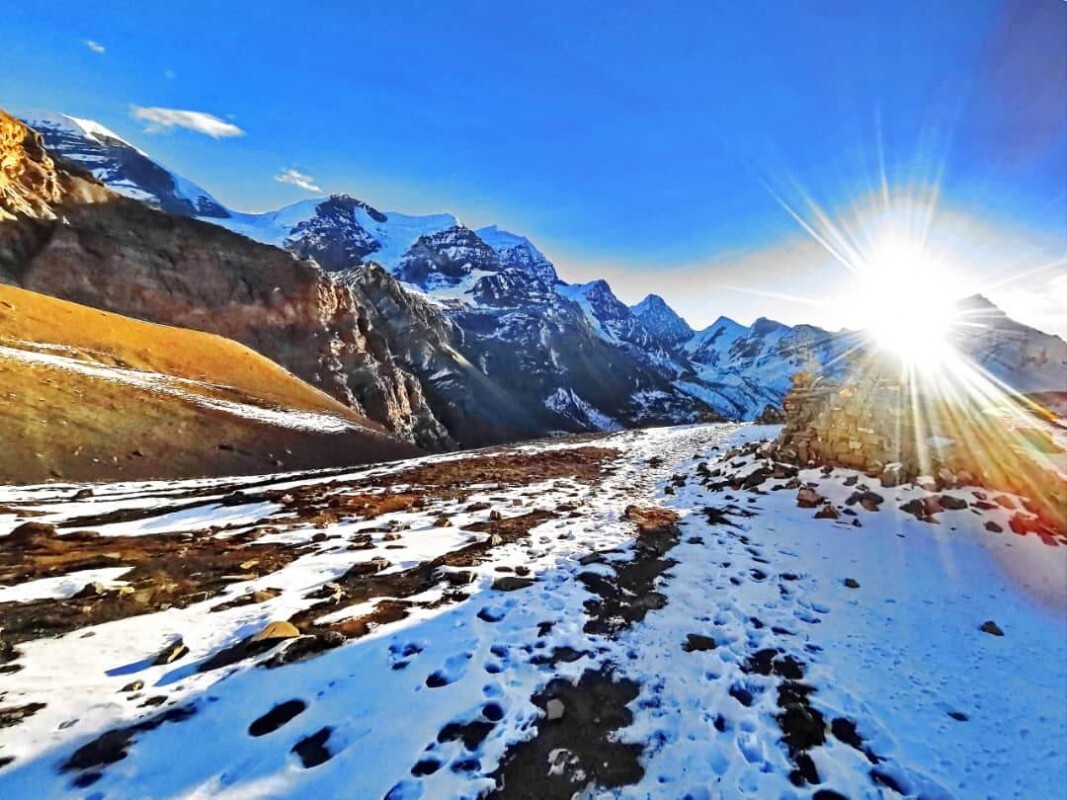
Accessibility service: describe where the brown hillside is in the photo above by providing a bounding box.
[0,284,419,483]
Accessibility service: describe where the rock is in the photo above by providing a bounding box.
[491,576,535,592]
[251,621,301,642]
[843,578,860,589]
[488,510,503,521]
[432,516,452,527]
[796,487,823,508]
[979,620,1004,637]
[72,581,107,599]
[119,680,144,693]
[682,633,717,652]
[900,498,930,521]
[984,521,1003,533]
[814,505,839,520]
[545,698,565,721]
[879,465,903,488]
[939,495,968,511]
[994,494,1017,510]
[846,490,883,511]
[1008,512,1051,537]
[71,488,93,501]
[152,639,189,666]
[8,520,57,543]
[937,468,957,488]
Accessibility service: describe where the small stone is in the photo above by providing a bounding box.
[72,488,94,501]
[72,581,107,599]
[939,495,968,511]
[682,633,717,652]
[814,505,839,520]
[979,620,1004,637]
[796,487,823,508]
[545,698,565,721]
[491,576,535,592]
[119,680,144,693]
[984,521,1003,533]
[433,517,452,527]
[843,578,860,589]
[152,639,189,666]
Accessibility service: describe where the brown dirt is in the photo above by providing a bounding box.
[0,524,308,654]
[0,284,419,483]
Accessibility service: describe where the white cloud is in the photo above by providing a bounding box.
[130,106,244,138]
[163,69,177,80]
[84,39,106,54]
[274,168,322,193]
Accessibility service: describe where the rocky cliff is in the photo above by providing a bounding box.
[0,110,451,451]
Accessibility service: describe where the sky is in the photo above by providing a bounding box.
[2,0,1065,336]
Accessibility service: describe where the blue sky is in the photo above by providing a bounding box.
[3,1,1065,334]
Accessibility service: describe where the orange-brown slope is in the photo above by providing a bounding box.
[0,284,419,483]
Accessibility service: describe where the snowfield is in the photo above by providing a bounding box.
[0,424,1063,799]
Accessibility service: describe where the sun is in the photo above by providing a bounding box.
[843,234,961,369]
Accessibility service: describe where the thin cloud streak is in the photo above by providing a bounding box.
[130,106,244,138]
[84,40,106,54]
[274,168,322,193]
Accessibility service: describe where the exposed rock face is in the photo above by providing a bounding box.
[0,110,108,223]
[476,224,559,284]
[284,195,386,270]
[395,225,502,289]
[0,111,451,450]
[351,261,716,446]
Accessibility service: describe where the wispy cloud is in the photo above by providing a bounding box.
[163,69,177,80]
[130,106,244,138]
[84,39,106,54]
[274,168,322,193]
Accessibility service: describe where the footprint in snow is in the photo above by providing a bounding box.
[426,651,473,688]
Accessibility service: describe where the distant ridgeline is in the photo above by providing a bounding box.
[773,371,1067,537]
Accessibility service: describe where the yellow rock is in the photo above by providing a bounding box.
[251,620,300,642]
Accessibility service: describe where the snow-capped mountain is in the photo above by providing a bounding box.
[20,112,229,218]
[681,316,859,418]
[21,110,1064,440]
[216,197,461,273]
[952,294,1067,393]
[632,293,695,348]
[475,224,559,284]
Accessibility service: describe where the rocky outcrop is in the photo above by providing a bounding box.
[0,110,109,223]
[0,111,451,450]
[774,371,1066,534]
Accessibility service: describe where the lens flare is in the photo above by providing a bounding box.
[845,234,961,369]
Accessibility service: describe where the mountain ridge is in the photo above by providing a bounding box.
[12,109,1067,439]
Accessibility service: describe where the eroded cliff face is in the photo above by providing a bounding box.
[0,111,452,450]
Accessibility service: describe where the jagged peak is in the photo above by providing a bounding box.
[314,193,386,223]
[632,293,669,311]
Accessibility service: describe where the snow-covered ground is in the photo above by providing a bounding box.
[0,424,1063,799]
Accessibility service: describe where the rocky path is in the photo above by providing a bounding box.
[0,424,1064,799]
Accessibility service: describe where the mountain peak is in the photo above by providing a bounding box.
[22,108,228,218]
[631,294,693,346]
